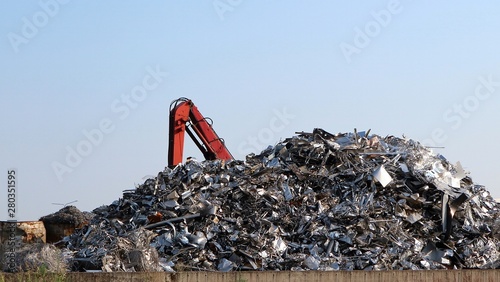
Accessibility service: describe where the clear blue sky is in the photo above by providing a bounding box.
[1,1,499,220]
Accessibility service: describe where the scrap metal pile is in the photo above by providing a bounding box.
[40,205,92,227]
[63,128,500,271]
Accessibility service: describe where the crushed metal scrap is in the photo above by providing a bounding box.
[63,128,500,271]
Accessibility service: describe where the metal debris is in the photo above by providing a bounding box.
[40,206,93,227]
[64,128,500,271]
[40,206,94,243]
[1,242,68,272]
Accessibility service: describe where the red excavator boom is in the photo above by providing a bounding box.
[168,97,233,167]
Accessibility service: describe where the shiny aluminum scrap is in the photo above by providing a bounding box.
[64,128,500,271]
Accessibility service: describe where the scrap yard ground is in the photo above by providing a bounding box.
[1,269,500,282]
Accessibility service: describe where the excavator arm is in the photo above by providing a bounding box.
[168,97,233,167]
